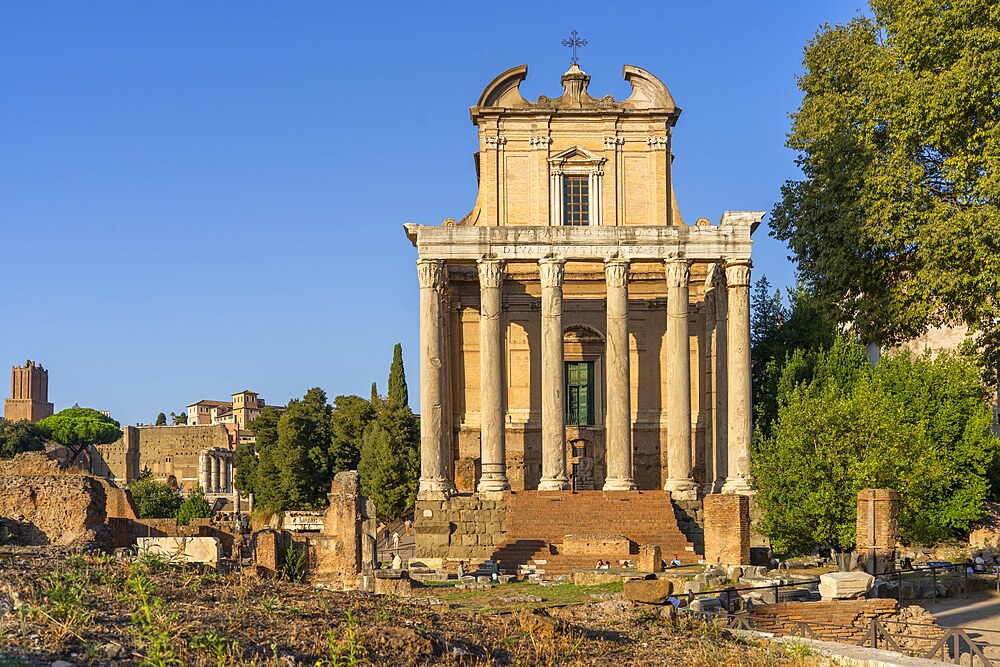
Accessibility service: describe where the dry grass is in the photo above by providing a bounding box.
[0,547,820,666]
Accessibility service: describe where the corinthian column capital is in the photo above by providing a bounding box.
[539,257,566,288]
[664,258,691,288]
[724,259,752,288]
[604,258,630,289]
[477,258,505,289]
[416,259,443,289]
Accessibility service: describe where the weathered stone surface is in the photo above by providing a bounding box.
[309,471,376,590]
[0,453,114,549]
[573,570,623,586]
[137,536,220,564]
[563,533,630,557]
[638,544,663,573]
[624,579,674,604]
[819,572,875,600]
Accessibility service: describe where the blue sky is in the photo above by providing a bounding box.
[0,1,866,425]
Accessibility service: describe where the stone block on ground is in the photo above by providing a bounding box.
[638,544,663,573]
[573,570,621,586]
[137,536,220,565]
[623,579,674,605]
[819,571,875,600]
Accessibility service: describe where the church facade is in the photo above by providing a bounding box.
[405,63,761,526]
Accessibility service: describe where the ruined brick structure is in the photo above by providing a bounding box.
[703,493,750,566]
[4,360,53,423]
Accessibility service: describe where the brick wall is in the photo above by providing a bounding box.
[414,496,506,560]
[856,488,900,550]
[703,493,749,565]
[751,599,942,649]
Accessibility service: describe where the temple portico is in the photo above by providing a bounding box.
[406,221,760,501]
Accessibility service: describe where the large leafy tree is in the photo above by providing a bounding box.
[771,0,1000,382]
[37,407,122,466]
[155,413,167,426]
[754,337,1000,553]
[275,388,334,508]
[0,419,45,459]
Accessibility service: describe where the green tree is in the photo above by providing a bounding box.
[129,470,182,519]
[0,419,45,459]
[359,347,420,521]
[233,443,257,497]
[330,395,375,474]
[155,412,167,426]
[176,487,213,525]
[37,407,122,466]
[275,388,334,508]
[753,338,1000,553]
[771,0,1000,382]
[370,382,381,409]
[170,411,187,425]
[358,408,419,521]
[243,406,285,508]
[751,280,839,435]
[387,343,409,410]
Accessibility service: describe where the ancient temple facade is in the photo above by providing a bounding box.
[405,64,762,509]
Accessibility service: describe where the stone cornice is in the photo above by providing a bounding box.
[404,218,760,262]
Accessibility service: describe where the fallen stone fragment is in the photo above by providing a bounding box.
[623,579,674,604]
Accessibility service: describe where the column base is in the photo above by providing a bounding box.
[417,477,456,500]
[663,478,700,501]
[538,477,570,491]
[476,477,510,496]
[720,477,755,495]
[603,478,636,491]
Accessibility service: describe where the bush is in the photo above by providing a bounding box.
[129,471,182,519]
[176,487,213,526]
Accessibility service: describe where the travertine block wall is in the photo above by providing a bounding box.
[415,496,506,560]
[92,424,230,491]
[703,493,750,566]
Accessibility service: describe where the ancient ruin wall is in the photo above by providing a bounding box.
[0,453,112,548]
[93,424,230,491]
[415,496,507,561]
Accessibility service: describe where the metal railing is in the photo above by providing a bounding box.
[702,611,1000,666]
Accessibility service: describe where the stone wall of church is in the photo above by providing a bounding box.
[444,261,711,491]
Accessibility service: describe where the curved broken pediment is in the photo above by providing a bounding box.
[476,64,530,109]
[621,65,676,111]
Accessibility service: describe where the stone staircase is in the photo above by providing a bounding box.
[489,490,700,579]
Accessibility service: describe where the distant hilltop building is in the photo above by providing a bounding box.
[4,360,54,423]
[188,390,276,428]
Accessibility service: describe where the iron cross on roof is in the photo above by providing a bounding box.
[562,30,587,66]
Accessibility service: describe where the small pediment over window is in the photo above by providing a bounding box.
[548,146,605,170]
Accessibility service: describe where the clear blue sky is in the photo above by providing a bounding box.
[0,1,866,426]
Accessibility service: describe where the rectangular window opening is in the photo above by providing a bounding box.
[562,175,589,226]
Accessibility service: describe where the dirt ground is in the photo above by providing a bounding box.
[0,546,818,667]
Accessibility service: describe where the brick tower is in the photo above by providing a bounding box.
[4,360,54,423]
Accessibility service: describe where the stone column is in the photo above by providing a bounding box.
[477,257,509,495]
[713,268,729,492]
[663,259,698,500]
[220,453,230,493]
[198,451,209,492]
[538,257,568,491]
[702,279,717,495]
[416,259,454,499]
[603,258,635,490]
[210,453,220,494]
[722,260,753,494]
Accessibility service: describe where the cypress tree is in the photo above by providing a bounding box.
[370,382,380,409]
[387,343,408,410]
